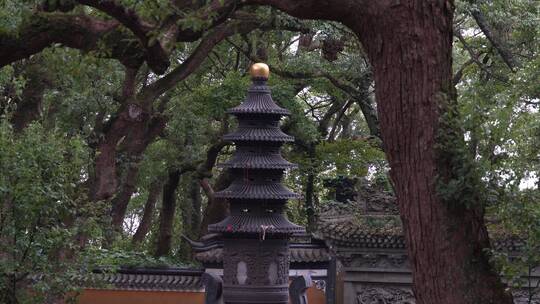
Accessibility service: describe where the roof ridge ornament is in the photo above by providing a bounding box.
[249,62,270,79]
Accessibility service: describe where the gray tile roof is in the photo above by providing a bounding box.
[218,153,297,169]
[316,198,525,252]
[208,214,305,234]
[228,85,290,116]
[214,181,301,200]
[86,268,204,292]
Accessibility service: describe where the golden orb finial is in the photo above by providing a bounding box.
[249,63,270,79]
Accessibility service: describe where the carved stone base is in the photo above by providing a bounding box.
[356,286,415,304]
[222,238,289,304]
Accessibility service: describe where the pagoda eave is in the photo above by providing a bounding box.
[218,154,297,169]
[208,214,305,235]
[228,108,290,116]
[215,192,301,200]
[223,129,294,142]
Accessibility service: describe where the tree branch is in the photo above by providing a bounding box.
[328,99,354,141]
[121,66,140,101]
[232,39,381,139]
[74,0,243,74]
[271,67,380,137]
[75,0,170,74]
[242,0,363,27]
[0,13,127,68]
[318,97,346,137]
[1,2,239,73]
[470,8,518,71]
[455,30,509,83]
[196,141,230,178]
[138,21,248,102]
[453,58,474,85]
[139,16,307,102]
[132,180,163,244]
[199,178,215,203]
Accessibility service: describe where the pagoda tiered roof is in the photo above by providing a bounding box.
[222,127,294,142]
[212,63,303,239]
[227,80,290,116]
[208,214,304,234]
[214,180,301,200]
[218,153,297,169]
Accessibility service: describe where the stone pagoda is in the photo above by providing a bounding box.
[208,63,304,304]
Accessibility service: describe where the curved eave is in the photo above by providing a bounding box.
[208,214,305,235]
[223,127,294,142]
[215,183,301,200]
[228,108,290,116]
[218,153,297,169]
[228,92,290,116]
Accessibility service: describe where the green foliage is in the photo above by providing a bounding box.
[315,139,385,178]
[453,0,540,290]
[435,91,485,209]
[490,189,540,297]
[83,247,193,269]
[39,48,124,137]
[0,121,193,302]
[0,0,35,33]
[0,121,91,302]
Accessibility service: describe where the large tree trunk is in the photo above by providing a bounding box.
[132,180,162,245]
[178,177,203,258]
[109,118,163,230]
[95,105,165,230]
[2,59,52,133]
[248,0,512,303]
[304,146,316,231]
[154,170,181,257]
[304,172,316,231]
[354,3,513,304]
[199,171,233,236]
[90,103,148,201]
[197,140,232,237]
[188,178,202,238]
[110,162,140,231]
[11,73,48,132]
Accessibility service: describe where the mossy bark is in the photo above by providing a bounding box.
[352,2,513,303]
